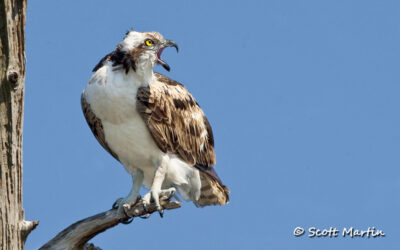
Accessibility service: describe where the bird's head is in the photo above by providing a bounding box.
[117,30,178,73]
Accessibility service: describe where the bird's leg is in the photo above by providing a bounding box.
[113,169,144,217]
[142,157,175,217]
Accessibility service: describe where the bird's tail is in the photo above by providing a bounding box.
[194,165,230,207]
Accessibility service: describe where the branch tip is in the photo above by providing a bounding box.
[20,220,39,241]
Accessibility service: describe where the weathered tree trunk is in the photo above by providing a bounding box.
[0,0,37,249]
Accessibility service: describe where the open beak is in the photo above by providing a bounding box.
[157,40,179,71]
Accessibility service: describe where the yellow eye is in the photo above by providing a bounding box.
[145,39,154,46]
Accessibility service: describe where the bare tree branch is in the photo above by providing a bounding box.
[40,197,181,250]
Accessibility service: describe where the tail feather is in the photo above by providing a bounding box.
[194,165,230,207]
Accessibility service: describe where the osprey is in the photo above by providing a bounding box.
[81,30,229,216]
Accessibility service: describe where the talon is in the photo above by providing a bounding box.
[139,213,151,219]
[120,217,134,224]
[158,209,164,218]
[112,198,124,209]
[112,202,118,209]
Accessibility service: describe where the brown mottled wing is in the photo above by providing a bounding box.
[136,72,216,167]
[81,92,120,161]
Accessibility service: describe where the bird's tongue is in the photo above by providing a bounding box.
[157,47,165,61]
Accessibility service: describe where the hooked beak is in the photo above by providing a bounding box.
[157,40,179,71]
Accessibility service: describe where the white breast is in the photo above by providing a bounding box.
[83,62,162,186]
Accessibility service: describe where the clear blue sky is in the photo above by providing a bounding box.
[24,1,399,249]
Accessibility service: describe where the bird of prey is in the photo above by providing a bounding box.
[81,30,229,216]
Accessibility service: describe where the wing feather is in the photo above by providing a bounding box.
[136,72,216,167]
[81,92,120,161]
